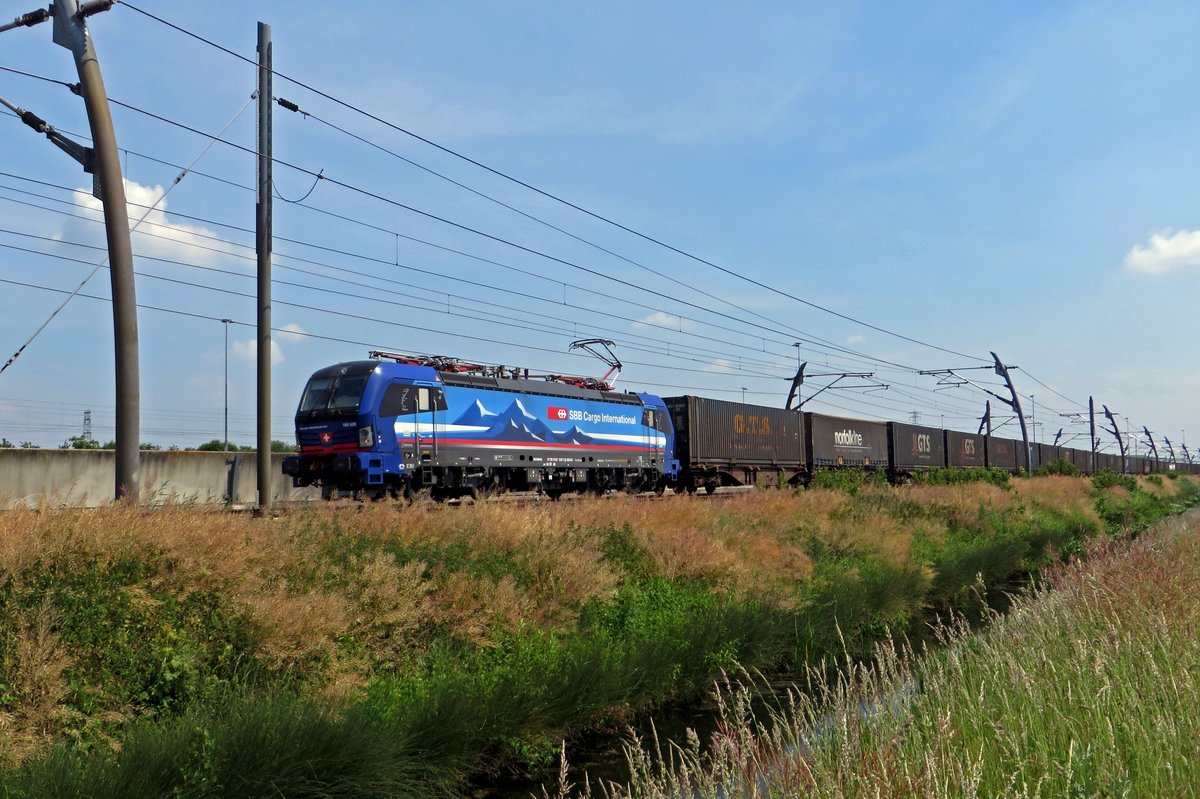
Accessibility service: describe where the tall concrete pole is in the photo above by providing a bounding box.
[52,0,139,500]
[991,351,1032,473]
[1089,396,1097,472]
[256,22,273,510]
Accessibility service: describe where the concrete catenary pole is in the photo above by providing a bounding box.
[991,351,1032,473]
[52,0,139,500]
[1089,396,1097,472]
[256,22,273,510]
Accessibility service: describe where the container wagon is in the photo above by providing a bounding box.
[663,396,805,492]
[887,421,946,474]
[945,430,986,468]
[806,413,889,469]
[1069,447,1093,474]
[1037,443,1062,469]
[985,436,1022,472]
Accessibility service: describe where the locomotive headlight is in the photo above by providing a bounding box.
[359,426,374,447]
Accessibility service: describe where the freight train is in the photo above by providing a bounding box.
[282,352,1196,498]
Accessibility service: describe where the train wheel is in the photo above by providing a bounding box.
[404,483,434,503]
[685,482,697,495]
[703,481,717,495]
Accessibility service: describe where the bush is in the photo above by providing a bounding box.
[911,467,1011,488]
[1035,458,1079,477]
[808,469,888,493]
[1092,470,1136,492]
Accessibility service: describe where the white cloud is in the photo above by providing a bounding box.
[701,359,736,374]
[634,311,692,332]
[1124,229,1200,275]
[68,179,238,268]
[277,323,308,342]
[846,334,866,344]
[232,337,285,365]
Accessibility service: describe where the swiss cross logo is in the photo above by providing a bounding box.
[548,406,569,421]
[319,432,333,445]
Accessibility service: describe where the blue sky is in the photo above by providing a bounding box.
[0,1,1196,456]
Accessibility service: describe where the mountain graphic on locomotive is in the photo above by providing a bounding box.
[282,351,1192,499]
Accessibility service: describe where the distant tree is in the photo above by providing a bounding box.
[192,439,296,453]
[0,438,12,448]
[61,436,101,450]
[140,442,162,451]
[20,441,37,449]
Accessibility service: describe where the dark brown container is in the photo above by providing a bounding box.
[663,396,804,468]
[1037,443,1061,469]
[888,422,946,470]
[945,430,986,468]
[805,413,889,468]
[1070,448,1093,473]
[985,436,1021,472]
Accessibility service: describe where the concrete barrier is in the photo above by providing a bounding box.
[0,449,322,508]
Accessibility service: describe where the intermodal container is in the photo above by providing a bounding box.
[1038,443,1061,469]
[985,436,1021,472]
[945,430,986,468]
[887,421,946,470]
[805,413,889,468]
[663,396,804,468]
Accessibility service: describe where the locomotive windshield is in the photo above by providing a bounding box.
[297,363,374,419]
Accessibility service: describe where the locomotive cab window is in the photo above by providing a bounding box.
[297,365,373,419]
[642,408,667,431]
[379,384,416,416]
[415,387,447,413]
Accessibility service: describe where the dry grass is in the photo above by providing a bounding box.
[0,599,71,766]
[1136,475,1172,496]
[0,483,1096,689]
[4,476,1163,772]
[900,482,1016,524]
[574,509,1200,799]
[1010,474,1098,521]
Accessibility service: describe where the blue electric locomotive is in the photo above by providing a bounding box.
[282,351,678,499]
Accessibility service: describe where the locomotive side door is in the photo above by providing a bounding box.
[416,387,433,462]
[415,387,446,462]
[642,407,662,466]
[383,384,418,467]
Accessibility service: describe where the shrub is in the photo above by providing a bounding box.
[1035,458,1079,477]
[808,469,888,493]
[1092,470,1136,492]
[911,467,1011,489]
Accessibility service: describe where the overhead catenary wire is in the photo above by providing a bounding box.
[0,164,939,383]
[272,95,874,365]
[0,161,1012,419]
[117,1,991,366]
[0,97,951,381]
[101,92,946,374]
[0,238,993,423]
[0,51,1111,430]
[0,93,255,375]
[0,184,997,420]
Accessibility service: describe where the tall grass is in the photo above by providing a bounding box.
[2,476,1197,796]
[569,510,1200,799]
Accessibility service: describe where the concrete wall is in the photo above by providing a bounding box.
[0,449,321,508]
